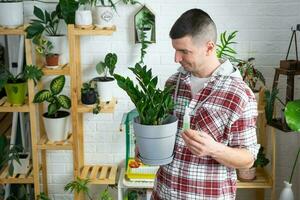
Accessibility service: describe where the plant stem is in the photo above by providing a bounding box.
[289,146,300,184]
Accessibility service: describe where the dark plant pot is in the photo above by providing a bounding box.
[268,118,292,132]
[46,54,59,67]
[81,90,97,105]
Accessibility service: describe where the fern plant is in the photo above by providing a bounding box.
[64,177,113,200]
[33,75,71,117]
[216,30,238,61]
[114,63,174,125]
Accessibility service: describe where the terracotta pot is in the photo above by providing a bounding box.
[46,54,59,67]
[237,168,256,181]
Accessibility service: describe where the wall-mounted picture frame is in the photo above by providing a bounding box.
[134,5,156,43]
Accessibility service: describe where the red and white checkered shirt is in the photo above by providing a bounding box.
[151,60,259,200]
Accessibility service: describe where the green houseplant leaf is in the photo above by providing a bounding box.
[50,75,65,95]
[33,90,52,103]
[57,95,71,109]
[284,100,300,132]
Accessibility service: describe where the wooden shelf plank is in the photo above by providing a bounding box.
[0,97,29,112]
[237,168,272,189]
[42,64,70,75]
[0,165,34,184]
[77,98,116,113]
[72,25,116,36]
[37,134,73,150]
[79,165,117,185]
[0,26,25,35]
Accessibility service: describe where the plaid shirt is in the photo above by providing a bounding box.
[152,60,259,200]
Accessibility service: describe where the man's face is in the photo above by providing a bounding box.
[171,36,207,74]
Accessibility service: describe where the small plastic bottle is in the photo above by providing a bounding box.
[183,103,190,130]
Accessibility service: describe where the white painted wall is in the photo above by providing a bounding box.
[3,0,300,199]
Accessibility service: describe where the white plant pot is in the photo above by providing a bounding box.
[93,6,114,28]
[95,77,115,102]
[279,181,294,200]
[13,153,30,174]
[133,115,178,165]
[0,2,24,28]
[44,35,66,55]
[75,10,92,26]
[43,111,70,142]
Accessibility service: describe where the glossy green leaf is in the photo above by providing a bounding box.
[50,75,65,95]
[33,90,51,103]
[33,6,44,21]
[48,103,59,115]
[285,100,300,132]
[57,95,71,109]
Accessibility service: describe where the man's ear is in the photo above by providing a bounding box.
[206,41,215,56]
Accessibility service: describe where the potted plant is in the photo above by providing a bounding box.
[64,177,113,200]
[93,0,139,28]
[33,36,59,68]
[33,75,71,142]
[37,192,51,200]
[237,146,269,181]
[217,31,266,101]
[279,99,300,200]
[25,6,65,54]
[75,0,93,28]
[94,52,117,102]
[0,0,23,28]
[114,63,177,165]
[0,135,29,176]
[81,81,101,114]
[237,57,266,96]
[0,64,43,105]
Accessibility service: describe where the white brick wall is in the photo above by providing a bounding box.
[18,0,300,199]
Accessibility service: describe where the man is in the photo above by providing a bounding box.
[151,9,259,200]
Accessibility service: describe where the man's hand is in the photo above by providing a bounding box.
[182,129,220,157]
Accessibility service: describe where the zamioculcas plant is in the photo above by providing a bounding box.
[114,63,177,165]
[33,75,71,118]
[114,63,174,125]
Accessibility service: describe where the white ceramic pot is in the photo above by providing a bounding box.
[0,2,24,28]
[44,35,66,55]
[13,153,30,174]
[95,77,115,102]
[43,111,70,142]
[93,6,114,28]
[279,181,294,200]
[75,10,92,26]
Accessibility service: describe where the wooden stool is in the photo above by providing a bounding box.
[272,67,300,103]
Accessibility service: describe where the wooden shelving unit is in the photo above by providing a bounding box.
[68,24,118,200]
[236,90,276,199]
[0,26,41,198]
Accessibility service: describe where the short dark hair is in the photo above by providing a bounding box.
[169,9,217,44]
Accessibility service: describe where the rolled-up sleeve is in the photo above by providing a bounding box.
[228,96,260,159]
